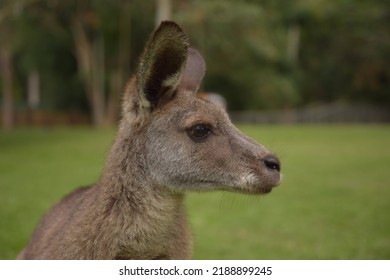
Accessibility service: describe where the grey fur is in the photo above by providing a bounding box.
[17,21,281,260]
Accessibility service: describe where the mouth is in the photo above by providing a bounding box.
[198,171,282,195]
[237,172,281,194]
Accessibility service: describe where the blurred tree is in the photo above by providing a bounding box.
[104,0,132,124]
[0,0,16,129]
[1,0,388,128]
[7,0,145,126]
[175,0,300,110]
[0,45,14,129]
[297,0,390,105]
[175,0,389,109]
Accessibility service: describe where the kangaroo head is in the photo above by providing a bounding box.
[121,21,281,194]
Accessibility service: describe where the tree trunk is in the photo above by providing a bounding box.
[0,48,14,129]
[71,17,106,126]
[105,0,132,125]
[91,34,105,126]
[27,69,40,109]
[156,0,172,26]
[287,24,300,65]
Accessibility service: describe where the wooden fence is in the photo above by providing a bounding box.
[230,104,390,124]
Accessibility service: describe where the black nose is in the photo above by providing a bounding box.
[263,155,281,172]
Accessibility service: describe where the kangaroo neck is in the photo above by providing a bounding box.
[99,130,185,217]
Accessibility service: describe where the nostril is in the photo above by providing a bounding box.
[263,155,281,172]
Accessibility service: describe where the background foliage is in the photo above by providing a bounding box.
[1,0,389,127]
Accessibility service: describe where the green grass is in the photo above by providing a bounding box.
[1,125,389,259]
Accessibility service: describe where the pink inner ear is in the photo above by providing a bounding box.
[178,48,206,93]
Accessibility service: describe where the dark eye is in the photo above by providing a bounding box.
[187,124,211,141]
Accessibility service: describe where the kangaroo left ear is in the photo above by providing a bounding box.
[122,21,190,125]
[136,21,189,110]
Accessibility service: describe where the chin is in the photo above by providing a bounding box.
[247,185,275,194]
[235,173,280,194]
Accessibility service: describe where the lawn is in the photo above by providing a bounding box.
[0,125,389,259]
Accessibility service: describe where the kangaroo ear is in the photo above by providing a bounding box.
[136,21,189,111]
[122,22,189,125]
[179,48,206,93]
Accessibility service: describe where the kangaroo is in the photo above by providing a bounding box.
[17,21,281,260]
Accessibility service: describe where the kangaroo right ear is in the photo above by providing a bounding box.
[123,21,189,125]
[178,48,206,93]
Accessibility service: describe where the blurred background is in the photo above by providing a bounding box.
[1,0,389,126]
[0,0,389,260]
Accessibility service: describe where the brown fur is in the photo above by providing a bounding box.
[17,21,281,260]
